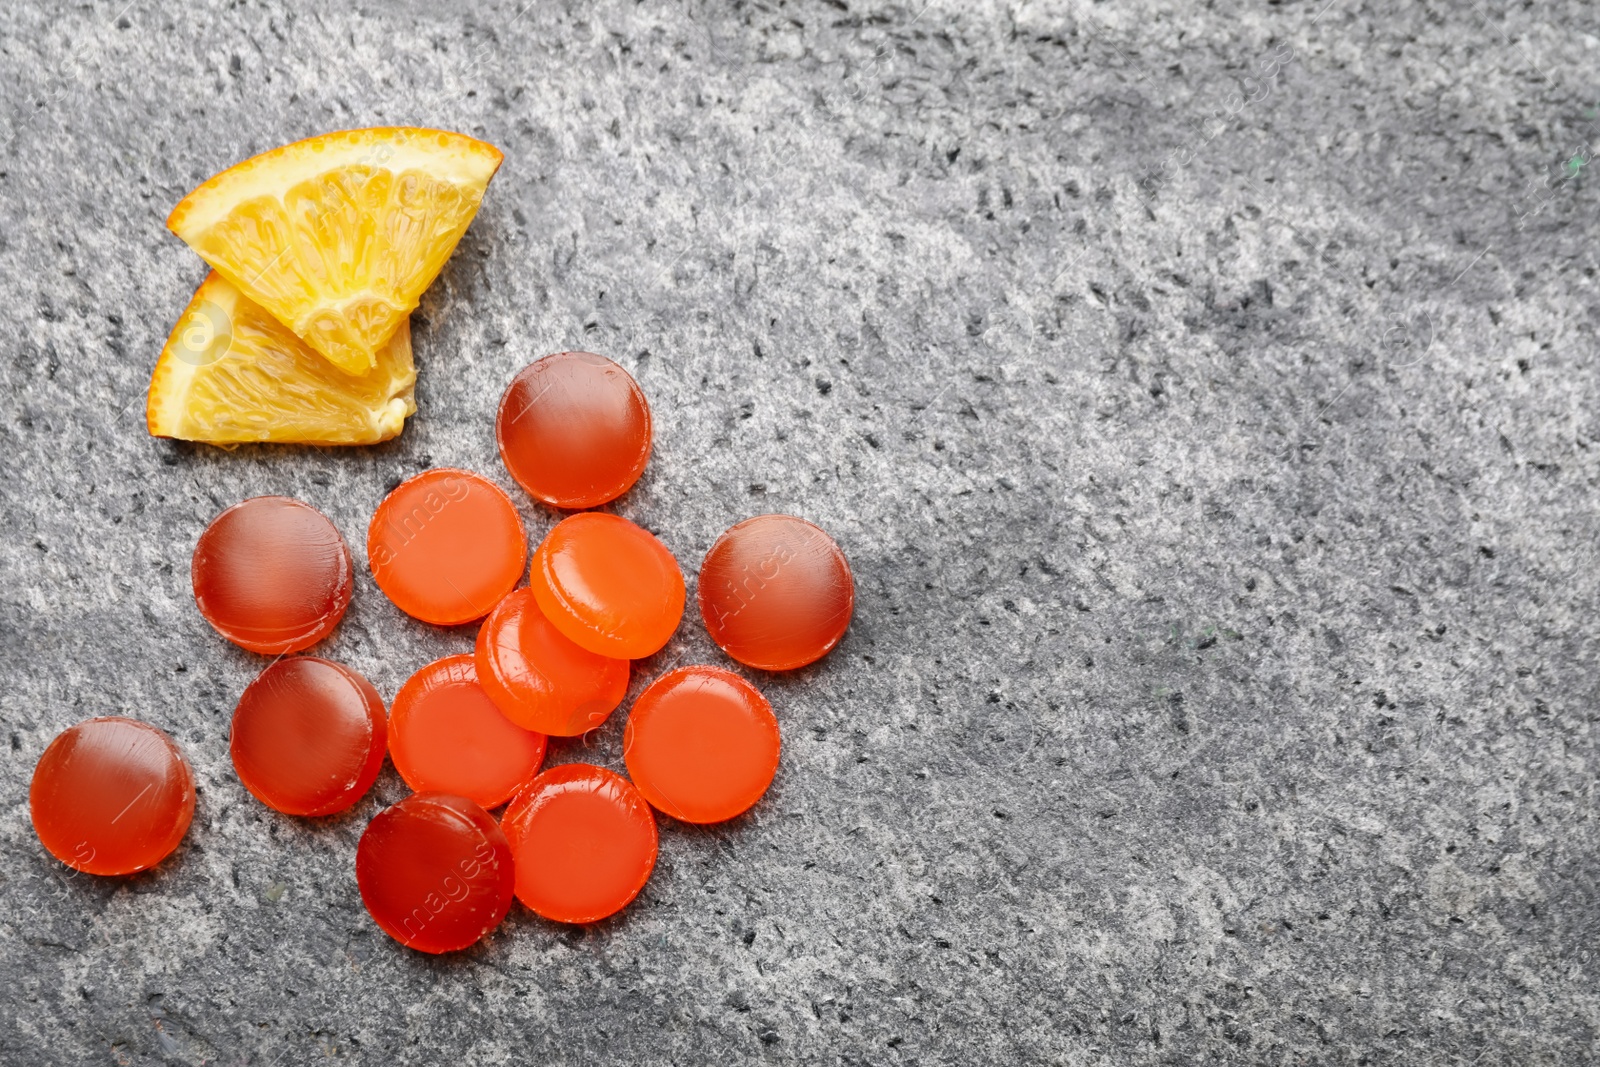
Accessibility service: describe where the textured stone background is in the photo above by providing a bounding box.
[2,0,1598,1063]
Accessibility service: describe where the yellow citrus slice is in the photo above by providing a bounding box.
[167,127,502,376]
[147,272,417,446]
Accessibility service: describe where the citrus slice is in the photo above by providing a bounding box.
[167,126,503,376]
[147,272,416,445]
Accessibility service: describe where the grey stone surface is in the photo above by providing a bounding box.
[1,0,1598,1062]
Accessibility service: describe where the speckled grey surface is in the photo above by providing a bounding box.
[2,0,1598,1063]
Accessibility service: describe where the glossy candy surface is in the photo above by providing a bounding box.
[475,588,630,737]
[192,496,353,654]
[496,352,652,509]
[623,666,780,824]
[389,655,546,809]
[356,792,514,954]
[230,657,387,816]
[30,717,195,876]
[368,468,526,626]
[529,513,685,659]
[698,514,854,671]
[500,764,657,924]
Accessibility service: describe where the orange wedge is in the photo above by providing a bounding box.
[167,127,502,376]
[147,272,416,446]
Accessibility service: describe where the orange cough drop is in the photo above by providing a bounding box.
[624,666,779,824]
[230,657,387,816]
[529,513,685,660]
[356,792,514,954]
[389,655,546,810]
[698,514,854,670]
[475,588,630,737]
[192,496,353,654]
[500,764,658,924]
[496,352,652,509]
[368,468,527,626]
[30,718,195,876]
